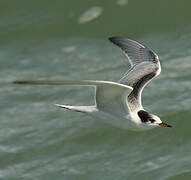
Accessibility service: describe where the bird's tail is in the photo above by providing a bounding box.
[55,104,96,113]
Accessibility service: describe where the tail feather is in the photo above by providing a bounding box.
[55,104,96,113]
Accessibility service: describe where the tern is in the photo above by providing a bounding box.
[14,37,172,130]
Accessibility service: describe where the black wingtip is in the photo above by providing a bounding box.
[108,36,115,41]
[13,80,33,84]
[108,36,120,43]
[13,81,27,84]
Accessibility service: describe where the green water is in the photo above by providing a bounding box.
[1,0,191,179]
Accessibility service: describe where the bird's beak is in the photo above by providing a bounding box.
[158,122,172,128]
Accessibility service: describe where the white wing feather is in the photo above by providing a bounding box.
[14,80,133,117]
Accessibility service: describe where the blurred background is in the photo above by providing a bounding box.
[1,0,191,179]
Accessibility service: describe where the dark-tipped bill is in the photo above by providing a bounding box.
[159,122,172,128]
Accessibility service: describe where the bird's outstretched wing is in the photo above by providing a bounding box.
[109,37,161,109]
[14,80,133,117]
[109,37,159,66]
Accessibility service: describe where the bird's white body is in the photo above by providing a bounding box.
[86,109,155,131]
[56,104,137,130]
[56,103,157,131]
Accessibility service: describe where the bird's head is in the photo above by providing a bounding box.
[137,110,172,128]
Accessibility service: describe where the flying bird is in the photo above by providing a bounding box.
[14,37,172,130]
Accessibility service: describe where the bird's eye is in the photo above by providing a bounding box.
[149,118,155,123]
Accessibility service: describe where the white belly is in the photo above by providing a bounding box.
[86,109,151,131]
